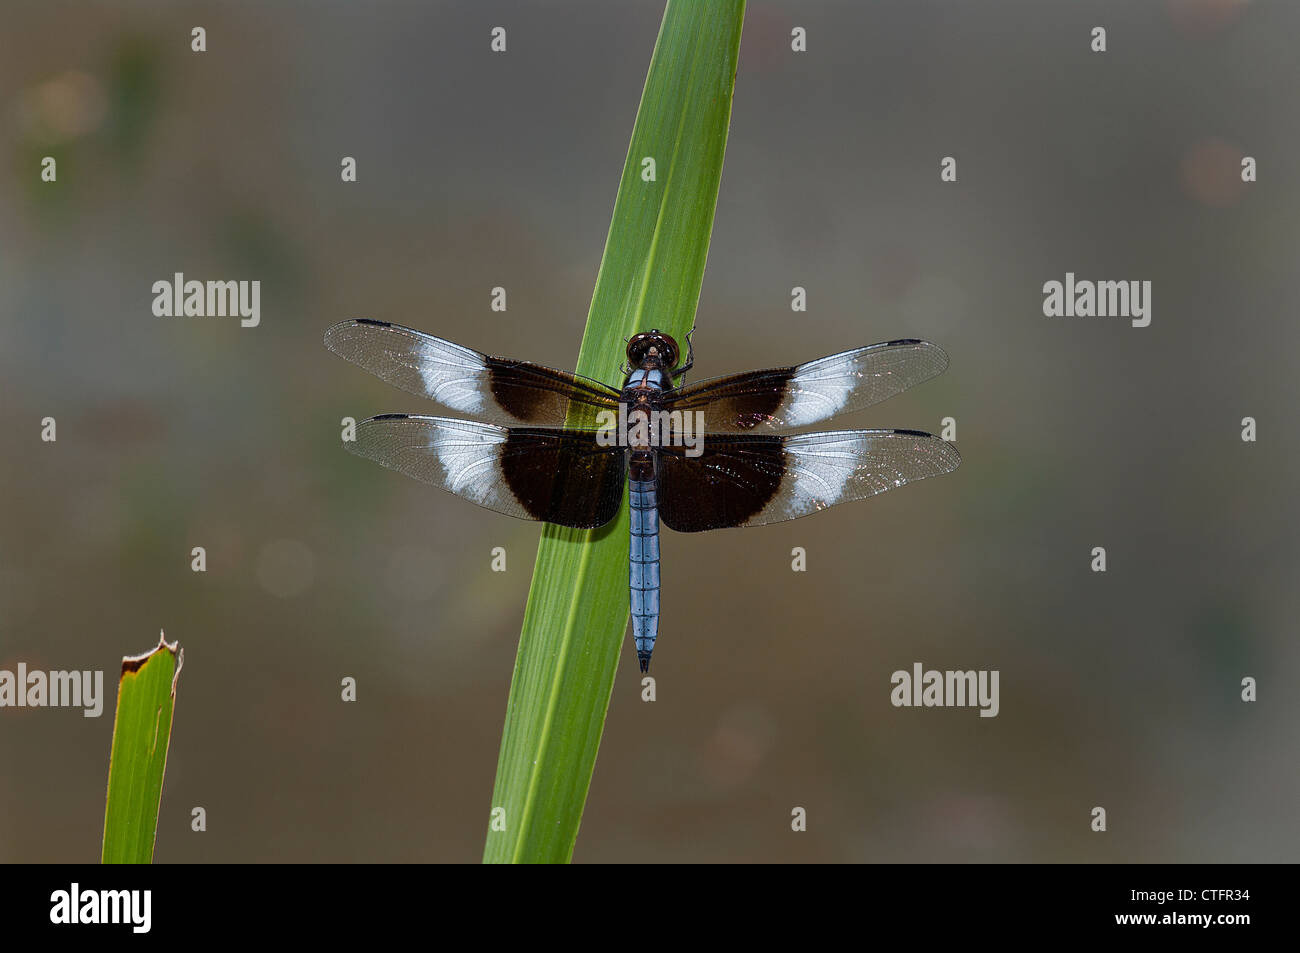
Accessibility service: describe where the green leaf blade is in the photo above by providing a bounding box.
[101,633,183,864]
[485,0,745,864]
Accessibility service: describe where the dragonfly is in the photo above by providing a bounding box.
[324,319,960,672]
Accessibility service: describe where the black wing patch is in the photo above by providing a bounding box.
[663,339,949,431]
[657,430,960,532]
[349,414,625,529]
[325,319,622,427]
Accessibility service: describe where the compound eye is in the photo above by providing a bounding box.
[626,332,657,367]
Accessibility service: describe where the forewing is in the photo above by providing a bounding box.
[325,319,621,427]
[664,339,949,431]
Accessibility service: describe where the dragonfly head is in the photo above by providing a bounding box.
[626,329,681,371]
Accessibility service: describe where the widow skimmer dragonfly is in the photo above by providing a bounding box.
[324,319,959,672]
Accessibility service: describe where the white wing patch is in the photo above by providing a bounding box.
[324,320,489,415]
[776,341,949,427]
[748,430,960,526]
[427,418,507,502]
[411,337,488,416]
[348,416,529,518]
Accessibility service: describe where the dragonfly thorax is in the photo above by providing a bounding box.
[624,367,668,391]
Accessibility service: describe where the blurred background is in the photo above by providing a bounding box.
[1,0,1297,863]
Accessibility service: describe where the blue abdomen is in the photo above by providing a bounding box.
[629,478,660,672]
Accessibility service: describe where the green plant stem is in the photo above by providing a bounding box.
[483,0,745,864]
[102,632,183,864]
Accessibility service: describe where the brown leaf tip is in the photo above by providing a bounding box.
[120,629,183,684]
